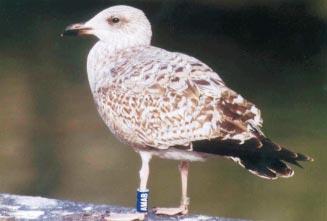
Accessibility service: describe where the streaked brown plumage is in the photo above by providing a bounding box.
[89,44,312,179]
[63,5,313,216]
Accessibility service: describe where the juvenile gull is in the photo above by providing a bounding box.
[62,5,313,218]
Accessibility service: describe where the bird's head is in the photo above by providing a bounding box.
[62,5,152,49]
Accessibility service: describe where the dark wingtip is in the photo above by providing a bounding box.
[296,153,314,162]
[288,159,304,168]
[307,156,314,162]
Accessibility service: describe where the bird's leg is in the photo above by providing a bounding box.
[107,152,152,221]
[154,161,190,216]
[139,151,152,191]
[179,161,190,213]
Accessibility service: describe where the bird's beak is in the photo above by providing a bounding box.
[61,23,92,37]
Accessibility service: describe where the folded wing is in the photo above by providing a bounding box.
[94,46,263,149]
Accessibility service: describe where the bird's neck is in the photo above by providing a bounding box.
[96,29,151,53]
[86,41,148,92]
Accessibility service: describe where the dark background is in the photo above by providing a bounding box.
[0,0,326,220]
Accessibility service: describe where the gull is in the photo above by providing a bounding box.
[62,5,313,218]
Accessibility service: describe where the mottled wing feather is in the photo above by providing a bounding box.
[93,46,263,150]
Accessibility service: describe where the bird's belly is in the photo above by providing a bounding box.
[95,101,144,147]
[147,148,208,162]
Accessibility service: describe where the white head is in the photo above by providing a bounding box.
[62,5,152,50]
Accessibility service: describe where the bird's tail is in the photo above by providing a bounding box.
[192,138,313,180]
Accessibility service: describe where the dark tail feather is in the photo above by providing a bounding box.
[192,138,313,180]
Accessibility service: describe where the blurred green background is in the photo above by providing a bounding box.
[0,0,326,220]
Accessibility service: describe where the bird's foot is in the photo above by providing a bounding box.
[153,196,190,216]
[105,212,145,221]
[153,206,188,216]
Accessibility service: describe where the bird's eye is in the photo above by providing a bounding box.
[112,17,120,23]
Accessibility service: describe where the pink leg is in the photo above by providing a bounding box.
[179,161,190,212]
[139,152,152,191]
[107,152,152,221]
[154,161,190,216]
